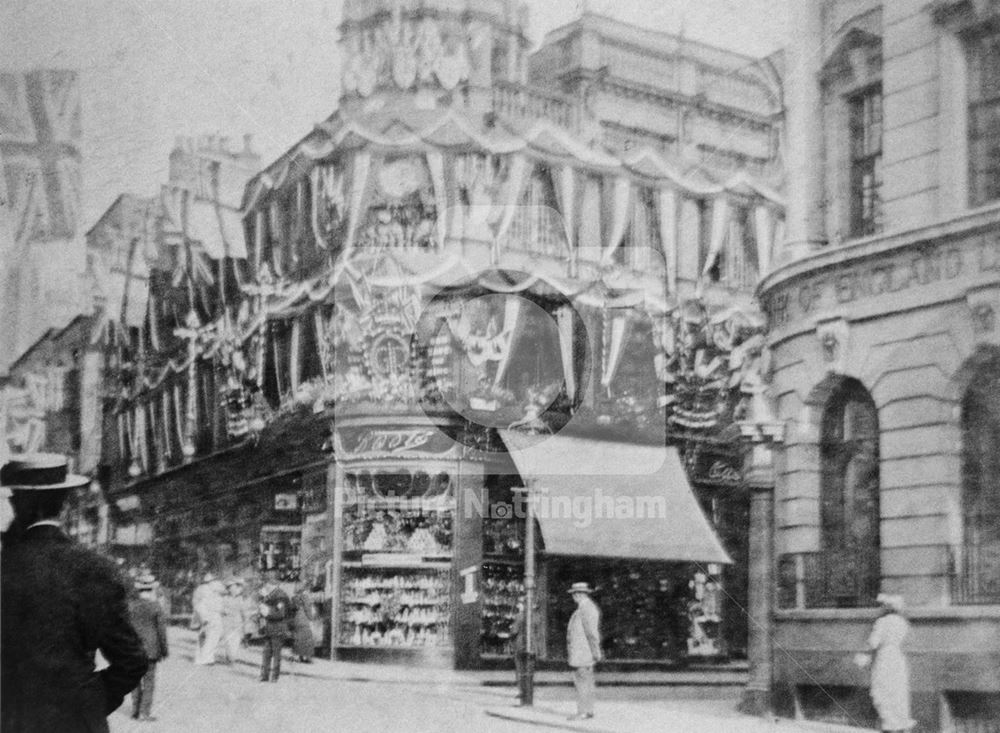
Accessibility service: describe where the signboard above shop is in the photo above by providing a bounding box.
[335,426,458,460]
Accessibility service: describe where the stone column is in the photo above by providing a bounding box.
[783,0,826,260]
[738,442,776,716]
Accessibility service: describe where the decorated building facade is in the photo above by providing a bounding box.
[758,0,1000,729]
[105,0,785,666]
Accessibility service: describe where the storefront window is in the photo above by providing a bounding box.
[338,463,455,649]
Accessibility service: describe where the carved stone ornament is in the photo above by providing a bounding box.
[815,317,850,371]
[966,286,1000,336]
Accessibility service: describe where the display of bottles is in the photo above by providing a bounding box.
[339,566,450,648]
[480,562,524,657]
[344,508,453,554]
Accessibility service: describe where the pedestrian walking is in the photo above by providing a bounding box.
[194,573,225,665]
[0,453,148,733]
[128,573,169,722]
[291,584,316,662]
[856,593,916,732]
[257,570,292,682]
[220,578,247,663]
[565,582,603,721]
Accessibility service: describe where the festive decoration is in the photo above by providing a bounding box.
[340,6,471,97]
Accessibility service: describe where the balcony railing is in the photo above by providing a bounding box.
[951,541,1000,605]
[777,550,880,609]
[491,81,578,131]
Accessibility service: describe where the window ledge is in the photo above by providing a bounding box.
[775,605,1000,621]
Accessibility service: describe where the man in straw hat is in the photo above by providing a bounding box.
[128,573,169,721]
[565,582,603,720]
[0,453,149,733]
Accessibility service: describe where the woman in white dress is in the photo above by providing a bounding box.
[862,593,916,732]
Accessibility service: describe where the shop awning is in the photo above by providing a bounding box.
[499,431,731,564]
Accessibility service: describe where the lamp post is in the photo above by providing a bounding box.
[736,394,784,717]
[512,482,536,706]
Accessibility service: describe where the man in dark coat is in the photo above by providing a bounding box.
[257,569,291,682]
[128,574,169,721]
[0,453,149,733]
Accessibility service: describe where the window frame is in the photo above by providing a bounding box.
[847,84,884,238]
[818,379,881,607]
[966,27,1000,207]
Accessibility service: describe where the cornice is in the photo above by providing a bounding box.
[758,202,1000,298]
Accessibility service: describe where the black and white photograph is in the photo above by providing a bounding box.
[1,0,998,731]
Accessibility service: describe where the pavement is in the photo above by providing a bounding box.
[106,628,874,733]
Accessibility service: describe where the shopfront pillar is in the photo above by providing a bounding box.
[738,441,777,716]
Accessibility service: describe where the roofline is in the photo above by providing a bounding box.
[5,313,95,373]
[539,10,766,64]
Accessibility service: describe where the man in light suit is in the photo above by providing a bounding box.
[1,453,149,733]
[565,582,603,720]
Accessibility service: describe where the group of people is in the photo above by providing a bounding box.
[190,569,320,681]
[0,451,917,732]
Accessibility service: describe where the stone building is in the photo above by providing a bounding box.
[104,0,784,667]
[758,0,1000,729]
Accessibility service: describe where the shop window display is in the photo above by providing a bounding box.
[546,559,698,662]
[340,566,450,648]
[338,466,455,649]
[480,561,525,657]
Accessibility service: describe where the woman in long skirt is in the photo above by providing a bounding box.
[866,593,916,732]
[291,586,315,662]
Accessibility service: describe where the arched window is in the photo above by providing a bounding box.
[959,350,1000,603]
[819,378,880,606]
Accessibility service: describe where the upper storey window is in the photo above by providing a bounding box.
[820,20,882,241]
[968,30,1000,206]
[849,86,883,237]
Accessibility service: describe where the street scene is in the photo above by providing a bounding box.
[2,0,999,732]
[104,626,856,733]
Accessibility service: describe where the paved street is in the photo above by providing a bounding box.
[107,628,868,733]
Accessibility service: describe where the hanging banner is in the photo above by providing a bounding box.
[702,195,730,278]
[657,188,679,294]
[557,306,576,400]
[601,177,632,265]
[342,151,371,258]
[754,205,774,276]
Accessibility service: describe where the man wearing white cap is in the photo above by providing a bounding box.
[565,582,603,720]
[0,453,149,733]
